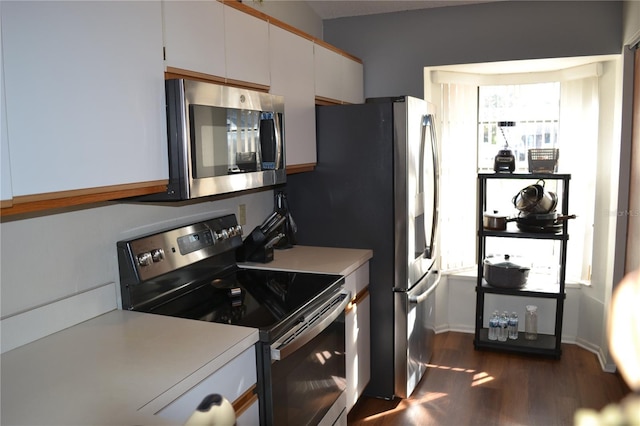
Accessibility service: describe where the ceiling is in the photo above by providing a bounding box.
[304,0,501,19]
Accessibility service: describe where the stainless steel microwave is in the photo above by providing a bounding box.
[140,78,286,201]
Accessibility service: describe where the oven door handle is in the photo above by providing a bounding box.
[270,291,351,362]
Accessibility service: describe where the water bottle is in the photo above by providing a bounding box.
[525,305,538,340]
[498,311,508,342]
[508,312,519,340]
[488,311,499,340]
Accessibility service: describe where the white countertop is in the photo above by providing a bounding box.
[0,310,259,426]
[1,246,372,426]
[240,245,373,276]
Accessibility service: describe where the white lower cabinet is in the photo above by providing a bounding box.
[344,262,371,412]
[157,346,258,425]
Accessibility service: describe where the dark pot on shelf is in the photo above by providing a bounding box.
[483,254,530,288]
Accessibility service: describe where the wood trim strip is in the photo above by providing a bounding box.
[0,180,168,217]
[223,78,270,93]
[346,287,370,313]
[218,0,363,64]
[315,96,350,106]
[232,384,258,418]
[286,163,316,174]
[165,68,226,85]
[312,38,362,63]
[165,68,270,93]
[625,47,640,272]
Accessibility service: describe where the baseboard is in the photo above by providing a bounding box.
[436,324,474,334]
[435,326,616,374]
[574,336,617,373]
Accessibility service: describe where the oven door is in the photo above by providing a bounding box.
[259,291,350,426]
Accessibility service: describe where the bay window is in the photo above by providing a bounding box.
[427,58,611,284]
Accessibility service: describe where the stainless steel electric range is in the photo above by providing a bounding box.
[117,214,349,426]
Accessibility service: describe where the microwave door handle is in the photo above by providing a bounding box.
[270,292,351,361]
[274,113,283,170]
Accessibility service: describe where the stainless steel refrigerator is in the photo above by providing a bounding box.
[284,96,440,399]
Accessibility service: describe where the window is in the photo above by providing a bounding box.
[478,83,560,172]
[428,61,602,283]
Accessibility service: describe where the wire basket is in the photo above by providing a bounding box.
[528,148,559,173]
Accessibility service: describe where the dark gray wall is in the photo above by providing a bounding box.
[323,1,623,98]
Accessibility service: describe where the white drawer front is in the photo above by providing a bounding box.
[157,346,257,424]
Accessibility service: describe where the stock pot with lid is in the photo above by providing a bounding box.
[483,254,530,288]
[512,179,557,214]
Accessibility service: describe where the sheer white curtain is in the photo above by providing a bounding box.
[431,83,478,271]
[560,77,599,281]
[427,63,601,281]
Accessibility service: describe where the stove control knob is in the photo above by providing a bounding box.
[234,225,243,236]
[216,229,229,240]
[151,248,164,263]
[137,252,152,267]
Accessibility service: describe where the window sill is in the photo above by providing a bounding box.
[443,267,590,289]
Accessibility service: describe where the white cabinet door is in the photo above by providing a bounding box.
[1,1,167,196]
[343,56,365,104]
[269,25,316,167]
[0,4,13,204]
[314,43,342,101]
[344,262,371,412]
[157,346,258,425]
[162,0,226,78]
[224,6,270,86]
[235,398,260,426]
[314,43,364,104]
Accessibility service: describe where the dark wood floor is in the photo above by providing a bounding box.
[347,332,631,426]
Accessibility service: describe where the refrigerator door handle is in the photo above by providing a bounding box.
[420,114,440,260]
[408,271,441,304]
[428,113,440,260]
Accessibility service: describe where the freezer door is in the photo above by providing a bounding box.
[394,269,439,398]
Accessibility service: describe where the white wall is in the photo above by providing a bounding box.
[0,190,274,319]
[438,274,588,365]
[322,1,622,99]
[244,0,323,39]
[623,1,640,46]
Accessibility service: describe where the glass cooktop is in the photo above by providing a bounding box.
[145,268,344,341]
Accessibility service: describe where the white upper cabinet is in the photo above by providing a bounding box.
[162,0,226,78]
[343,55,365,104]
[314,43,364,104]
[0,5,13,204]
[2,1,167,197]
[224,6,270,86]
[269,25,316,167]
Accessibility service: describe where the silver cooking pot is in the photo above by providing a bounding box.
[483,210,514,230]
[483,254,530,289]
[512,179,557,214]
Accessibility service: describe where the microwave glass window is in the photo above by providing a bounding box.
[189,105,261,178]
